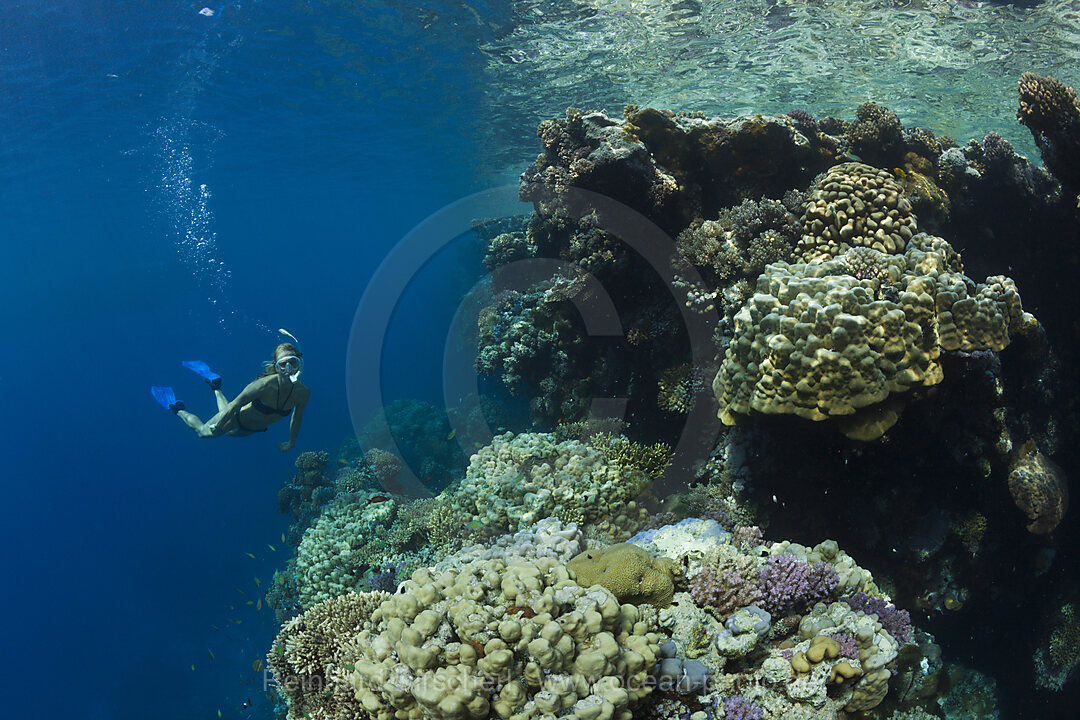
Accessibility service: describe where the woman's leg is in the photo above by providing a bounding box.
[176,409,215,438]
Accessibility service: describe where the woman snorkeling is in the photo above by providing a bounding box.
[151,333,309,452]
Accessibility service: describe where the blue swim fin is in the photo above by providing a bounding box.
[182,360,222,390]
[151,386,185,414]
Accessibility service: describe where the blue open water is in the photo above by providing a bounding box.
[2,3,486,718]
[3,2,1079,719]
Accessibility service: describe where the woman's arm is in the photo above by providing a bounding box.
[279,387,309,452]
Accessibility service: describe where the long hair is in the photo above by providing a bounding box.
[259,343,301,378]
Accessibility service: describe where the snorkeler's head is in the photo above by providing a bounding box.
[263,342,303,381]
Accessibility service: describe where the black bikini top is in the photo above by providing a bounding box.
[252,377,294,416]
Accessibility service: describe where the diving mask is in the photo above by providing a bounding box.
[275,354,303,382]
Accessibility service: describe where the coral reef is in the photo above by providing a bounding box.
[264,94,1080,719]
[331,521,662,720]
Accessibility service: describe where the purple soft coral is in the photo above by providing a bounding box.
[841,591,913,644]
[723,695,764,720]
[757,554,839,614]
[786,109,817,135]
[690,565,763,617]
[829,632,859,659]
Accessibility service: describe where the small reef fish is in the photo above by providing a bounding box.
[246,552,257,559]
[233,620,243,625]
[466,520,484,530]
[211,625,220,631]
[257,599,262,611]
[267,544,276,552]
[336,459,348,464]
[217,711,222,718]
[191,664,195,671]
[254,577,261,588]
[367,495,390,504]
[447,430,456,439]
[236,588,246,596]
[246,600,254,606]
[252,659,264,673]
[208,650,215,660]
[281,533,286,543]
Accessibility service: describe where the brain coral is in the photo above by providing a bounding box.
[567,543,676,607]
[713,234,1036,439]
[797,162,918,263]
[1008,440,1069,534]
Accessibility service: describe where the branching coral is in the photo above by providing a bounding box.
[268,590,390,720]
[587,432,673,481]
[688,546,763,617]
[840,591,913,644]
[1017,72,1080,191]
[676,197,799,285]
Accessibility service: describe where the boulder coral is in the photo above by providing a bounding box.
[796,162,918,262]
[714,233,1037,439]
[1008,440,1069,534]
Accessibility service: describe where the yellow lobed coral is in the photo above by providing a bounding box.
[797,162,918,263]
[714,234,1035,439]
